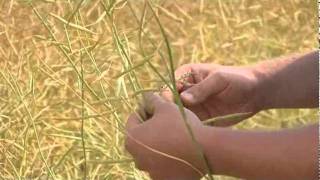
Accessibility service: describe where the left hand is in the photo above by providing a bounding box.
[125,93,208,180]
[160,63,260,126]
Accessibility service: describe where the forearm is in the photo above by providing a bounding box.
[252,51,318,109]
[200,125,318,180]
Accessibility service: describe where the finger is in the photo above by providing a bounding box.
[136,102,148,121]
[160,82,192,102]
[143,92,167,114]
[160,81,189,103]
[176,63,213,85]
[174,64,195,87]
[180,73,228,106]
[126,113,141,129]
[161,64,194,102]
[180,82,195,92]
[187,105,211,121]
[160,88,174,102]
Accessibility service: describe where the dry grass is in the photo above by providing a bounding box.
[0,0,317,179]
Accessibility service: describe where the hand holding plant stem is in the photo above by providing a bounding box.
[126,93,209,180]
[161,63,260,126]
[160,51,319,126]
[128,91,317,180]
[146,2,215,179]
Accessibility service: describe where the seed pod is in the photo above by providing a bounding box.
[203,112,253,126]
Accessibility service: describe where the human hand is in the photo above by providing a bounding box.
[161,63,262,126]
[125,93,208,180]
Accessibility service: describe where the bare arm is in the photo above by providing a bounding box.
[125,94,318,180]
[161,51,318,125]
[254,51,319,109]
[126,52,319,180]
[200,124,318,180]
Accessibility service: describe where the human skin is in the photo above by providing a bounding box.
[161,51,318,125]
[200,123,317,180]
[125,51,318,180]
[125,94,206,180]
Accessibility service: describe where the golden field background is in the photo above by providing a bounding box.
[0,0,317,179]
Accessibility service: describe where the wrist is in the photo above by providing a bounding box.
[198,126,229,175]
[248,52,313,110]
[249,64,274,110]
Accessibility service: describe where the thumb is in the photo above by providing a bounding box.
[180,73,227,106]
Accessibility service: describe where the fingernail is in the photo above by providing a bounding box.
[181,92,194,103]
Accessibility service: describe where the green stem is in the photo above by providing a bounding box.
[147,2,214,179]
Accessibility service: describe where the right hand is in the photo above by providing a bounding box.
[161,63,263,126]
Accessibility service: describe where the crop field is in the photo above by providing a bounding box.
[0,0,317,179]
